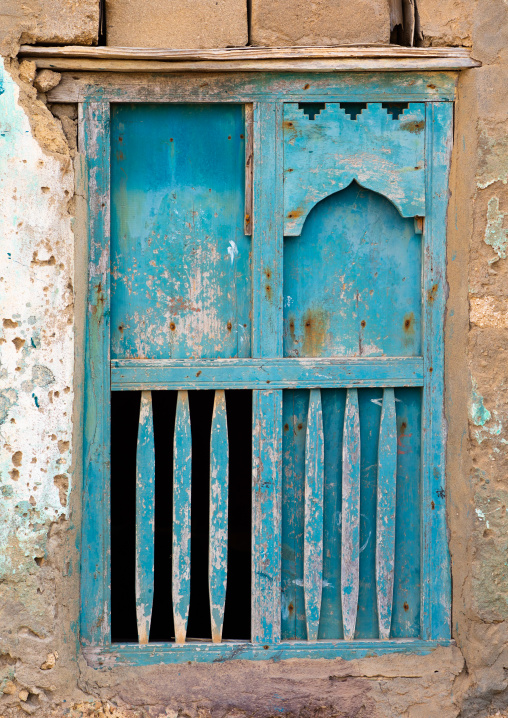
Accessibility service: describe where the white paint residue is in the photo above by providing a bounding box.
[475,508,490,528]
[0,59,74,578]
[227,240,238,265]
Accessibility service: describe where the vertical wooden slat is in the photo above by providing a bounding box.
[303,388,324,641]
[341,388,361,640]
[244,103,253,236]
[209,390,229,643]
[135,390,155,644]
[252,101,283,358]
[173,390,192,644]
[376,388,397,640]
[251,100,283,644]
[81,100,111,647]
[422,101,453,639]
[252,389,282,643]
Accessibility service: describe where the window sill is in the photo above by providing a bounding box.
[83,639,455,668]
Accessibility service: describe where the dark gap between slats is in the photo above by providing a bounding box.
[149,390,177,641]
[111,389,251,643]
[111,390,140,642]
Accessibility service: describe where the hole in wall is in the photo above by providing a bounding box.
[111,390,252,643]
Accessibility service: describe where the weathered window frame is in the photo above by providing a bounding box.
[75,68,457,667]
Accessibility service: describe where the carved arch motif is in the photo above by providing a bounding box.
[283,102,426,236]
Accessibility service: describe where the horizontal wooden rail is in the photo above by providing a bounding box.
[19,45,476,61]
[83,639,455,667]
[111,357,424,390]
[18,44,479,73]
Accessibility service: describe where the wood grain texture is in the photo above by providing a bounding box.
[84,638,453,667]
[391,388,421,638]
[283,102,425,235]
[79,74,453,657]
[376,388,397,640]
[81,100,111,647]
[47,71,459,104]
[252,102,283,358]
[19,44,477,60]
[319,390,346,639]
[135,391,155,644]
[173,390,192,644]
[111,357,424,390]
[303,389,324,640]
[281,389,308,640]
[23,57,479,73]
[283,184,422,359]
[252,390,282,643]
[421,102,453,640]
[110,103,250,361]
[341,388,361,640]
[209,390,229,643]
[244,104,253,235]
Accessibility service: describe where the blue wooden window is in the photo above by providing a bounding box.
[81,72,454,666]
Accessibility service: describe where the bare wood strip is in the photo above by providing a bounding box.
[303,389,325,641]
[135,390,155,645]
[376,388,398,639]
[209,390,229,643]
[341,388,361,641]
[244,104,253,236]
[28,57,479,73]
[173,390,192,644]
[19,44,476,60]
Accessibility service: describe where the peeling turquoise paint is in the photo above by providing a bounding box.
[470,384,491,426]
[470,382,504,444]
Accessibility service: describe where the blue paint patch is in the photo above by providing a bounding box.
[470,385,491,426]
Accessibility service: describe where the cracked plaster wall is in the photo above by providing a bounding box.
[1,1,508,717]
[0,57,83,714]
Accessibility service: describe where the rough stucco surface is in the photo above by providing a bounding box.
[443,0,508,714]
[0,57,82,713]
[0,0,99,57]
[250,0,391,47]
[106,0,248,49]
[2,1,508,717]
[417,0,473,47]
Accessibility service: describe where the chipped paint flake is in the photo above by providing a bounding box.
[470,383,491,427]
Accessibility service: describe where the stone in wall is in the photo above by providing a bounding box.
[0,0,100,57]
[250,0,390,47]
[417,0,473,47]
[106,0,248,48]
